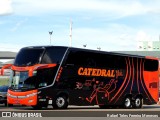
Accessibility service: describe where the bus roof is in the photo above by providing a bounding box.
[23,46,157,60]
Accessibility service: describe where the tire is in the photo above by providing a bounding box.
[8,104,13,107]
[133,97,143,109]
[32,105,42,110]
[124,97,132,109]
[53,96,68,109]
[4,102,7,107]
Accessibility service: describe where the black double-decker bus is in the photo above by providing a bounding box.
[5,46,159,109]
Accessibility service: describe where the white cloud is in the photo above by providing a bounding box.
[10,18,28,32]
[1,25,160,52]
[136,29,160,41]
[71,24,160,51]
[2,0,160,52]
[13,0,156,18]
[136,30,150,41]
[0,43,24,52]
[0,0,13,15]
[72,24,137,51]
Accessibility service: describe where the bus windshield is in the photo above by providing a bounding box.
[14,48,44,66]
[9,66,58,91]
[9,70,35,90]
[10,46,67,91]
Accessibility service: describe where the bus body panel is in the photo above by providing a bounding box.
[57,48,159,106]
[6,46,159,108]
[7,89,38,106]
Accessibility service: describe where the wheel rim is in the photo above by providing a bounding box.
[56,97,65,108]
[135,98,141,107]
[125,98,131,107]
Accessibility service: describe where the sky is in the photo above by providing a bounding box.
[0,0,160,52]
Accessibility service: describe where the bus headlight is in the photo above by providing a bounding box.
[7,93,17,98]
[26,91,41,98]
[26,92,37,97]
[7,93,11,97]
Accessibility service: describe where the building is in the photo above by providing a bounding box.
[0,51,16,67]
[137,40,160,51]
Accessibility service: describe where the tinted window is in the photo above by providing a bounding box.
[65,50,116,68]
[144,59,158,71]
[65,50,92,66]
[114,56,126,69]
[36,66,59,88]
[14,48,44,66]
[41,47,67,64]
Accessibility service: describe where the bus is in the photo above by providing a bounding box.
[2,46,159,109]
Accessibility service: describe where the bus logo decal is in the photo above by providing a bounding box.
[149,82,157,88]
[78,67,115,77]
[78,67,123,78]
[86,79,118,104]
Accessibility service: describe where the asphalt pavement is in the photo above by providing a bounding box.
[0,104,160,120]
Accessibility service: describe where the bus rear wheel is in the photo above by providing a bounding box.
[133,97,143,109]
[53,96,68,109]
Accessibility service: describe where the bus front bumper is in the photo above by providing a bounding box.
[7,89,38,106]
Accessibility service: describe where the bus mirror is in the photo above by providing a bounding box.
[39,82,47,87]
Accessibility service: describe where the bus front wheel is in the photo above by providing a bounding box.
[8,104,13,107]
[53,96,68,109]
[32,105,42,110]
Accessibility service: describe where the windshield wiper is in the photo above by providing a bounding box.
[26,62,32,66]
[20,86,28,89]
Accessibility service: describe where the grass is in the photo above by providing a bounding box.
[0,77,9,86]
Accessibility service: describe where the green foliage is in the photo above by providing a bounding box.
[0,77,9,86]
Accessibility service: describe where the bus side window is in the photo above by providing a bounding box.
[37,67,57,88]
[65,51,86,66]
[114,56,126,69]
[41,47,67,64]
[144,59,158,71]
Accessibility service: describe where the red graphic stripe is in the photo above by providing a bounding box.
[130,58,134,93]
[137,58,140,93]
[114,57,131,104]
[109,58,128,103]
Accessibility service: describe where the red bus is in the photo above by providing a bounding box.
[1,46,159,109]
